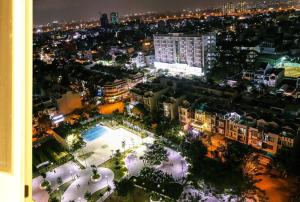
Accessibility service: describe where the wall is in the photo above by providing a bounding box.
[0,0,32,201]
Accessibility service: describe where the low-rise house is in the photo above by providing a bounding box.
[225,113,248,144]
[178,103,192,128]
[243,65,284,88]
[248,126,279,154]
[263,68,284,87]
[162,95,186,120]
[130,83,169,113]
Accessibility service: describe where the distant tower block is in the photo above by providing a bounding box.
[110,12,119,25]
[99,13,109,28]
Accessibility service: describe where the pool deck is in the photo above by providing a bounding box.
[77,126,144,167]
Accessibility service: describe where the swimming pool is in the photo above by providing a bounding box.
[83,126,108,142]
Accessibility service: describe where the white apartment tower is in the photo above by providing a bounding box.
[154,33,216,77]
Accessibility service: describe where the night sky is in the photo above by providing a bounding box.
[34,0,246,25]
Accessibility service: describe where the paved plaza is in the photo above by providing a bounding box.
[77,126,143,167]
[32,162,114,202]
[62,167,114,202]
[33,162,81,202]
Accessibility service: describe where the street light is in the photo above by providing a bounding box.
[57,187,61,200]
[70,171,74,180]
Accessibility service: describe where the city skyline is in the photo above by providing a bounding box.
[34,0,251,24]
[31,2,300,201]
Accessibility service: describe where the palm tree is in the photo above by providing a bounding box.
[46,186,52,194]
[92,168,98,176]
[107,185,112,192]
[50,197,59,202]
[84,191,92,200]
[99,192,104,200]
[41,172,48,184]
[56,177,62,185]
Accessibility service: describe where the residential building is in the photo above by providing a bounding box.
[248,126,279,154]
[161,95,186,120]
[178,101,192,130]
[223,2,235,15]
[176,98,299,154]
[236,1,247,13]
[131,52,146,68]
[242,66,284,87]
[263,67,284,87]
[153,32,216,77]
[191,110,217,134]
[130,83,169,113]
[145,54,155,67]
[225,113,248,144]
[127,72,144,89]
[103,79,129,103]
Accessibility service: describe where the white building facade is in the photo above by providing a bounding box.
[131,52,146,68]
[153,33,216,77]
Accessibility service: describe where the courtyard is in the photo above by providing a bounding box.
[76,125,145,167]
[33,124,146,202]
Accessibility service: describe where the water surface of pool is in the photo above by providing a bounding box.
[83,126,108,142]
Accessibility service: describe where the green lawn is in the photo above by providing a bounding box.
[88,187,108,202]
[49,179,75,202]
[99,155,128,181]
[99,148,138,181]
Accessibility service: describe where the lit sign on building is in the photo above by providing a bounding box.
[51,114,65,124]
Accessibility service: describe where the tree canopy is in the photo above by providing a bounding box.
[143,143,168,166]
[114,178,135,196]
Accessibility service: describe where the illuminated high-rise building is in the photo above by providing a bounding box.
[110,12,119,24]
[223,2,235,15]
[153,33,216,77]
[236,1,247,13]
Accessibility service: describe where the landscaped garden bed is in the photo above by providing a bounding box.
[99,149,131,181]
[49,180,74,202]
[91,173,102,182]
[40,180,51,190]
[87,187,107,202]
